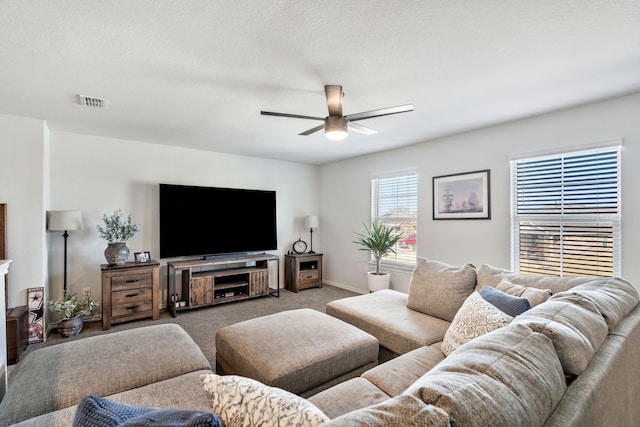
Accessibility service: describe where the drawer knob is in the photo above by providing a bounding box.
[125,293,139,298]
[126,305,140,310]
[125,279,140,283]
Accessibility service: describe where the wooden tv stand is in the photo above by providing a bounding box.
[167,253,279,317]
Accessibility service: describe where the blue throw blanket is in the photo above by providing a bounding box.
[72,395,223,427]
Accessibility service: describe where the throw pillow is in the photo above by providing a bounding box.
[479,285,531,316]
[496,278,552,307]
[72,395,221,427]
[200,374,329,427]
[441,291,513,356]
[407,257,477,322]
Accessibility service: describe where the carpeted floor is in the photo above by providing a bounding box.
[13,285,359,377]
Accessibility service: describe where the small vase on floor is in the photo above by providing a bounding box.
[57,316,83,338]
[104,242,129,265]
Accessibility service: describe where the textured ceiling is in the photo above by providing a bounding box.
[1,1,639,164]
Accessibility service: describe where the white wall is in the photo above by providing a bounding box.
[48,132,320,305]
[320,92,640,293]
[0,114,49,308]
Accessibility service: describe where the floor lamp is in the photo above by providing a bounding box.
[47,210,83,296]
[304,215,319,254]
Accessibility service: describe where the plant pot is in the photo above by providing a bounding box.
[104,242,129,265]
[57,316,83,338]
[367,271,390,292]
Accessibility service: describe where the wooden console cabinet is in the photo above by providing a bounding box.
[167,253,279,317]
[285,253,323,292]
[101,260,160,330]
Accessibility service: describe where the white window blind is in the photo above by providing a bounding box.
[371,172,418,266]
[511,146,621,277]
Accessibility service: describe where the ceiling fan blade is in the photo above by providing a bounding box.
[299,124,325,136]
[325,85,343,117]
[261,111,324,121]
[346,104,414,122]
[348,122,378,135]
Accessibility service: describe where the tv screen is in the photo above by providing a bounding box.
[159,184,277,259]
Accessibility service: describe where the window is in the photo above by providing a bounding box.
[511,146,621,277]
[371,172,418,267]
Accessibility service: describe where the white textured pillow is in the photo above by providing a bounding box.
[407,257,477,322]
[441,291,513,356]
[496,278,552,307]
[200,374,329,427]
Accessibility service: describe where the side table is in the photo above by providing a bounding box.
[285,253,323,292]
[101,260,160,330]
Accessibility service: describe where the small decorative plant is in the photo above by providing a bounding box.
[353,221,403,275]
[48,293,100,319]
[97,209,140,243]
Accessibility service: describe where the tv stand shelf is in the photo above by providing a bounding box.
[167,253,279,317]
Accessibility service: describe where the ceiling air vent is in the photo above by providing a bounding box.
[78,95,109,109]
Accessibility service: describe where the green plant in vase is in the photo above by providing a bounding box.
[97,209,140,265]
[48,292,100,338]
[353,221,402,291]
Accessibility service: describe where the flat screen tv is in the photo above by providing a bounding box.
[159,183,277,259]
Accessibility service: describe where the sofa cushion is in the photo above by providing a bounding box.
[479,285,531,316]
[441,291,513,356]
[326,289,450,355]
[476,264,593,294]
[406,324,567,427]
[362,346,445,397]
[71,395,221,427]
[553,277,639,330]
[407,257,477,322]
[513,294,608,376]
[325,394,450,427]
[0,324,212,426]
[200,374,329,427]
[496,278,552,307]
[308,377,390,420]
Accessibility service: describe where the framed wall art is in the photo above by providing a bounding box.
[433,169,491,220]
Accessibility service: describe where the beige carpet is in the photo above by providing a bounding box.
[14,285,359,376]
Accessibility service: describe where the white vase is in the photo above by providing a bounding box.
[367,271,390,292]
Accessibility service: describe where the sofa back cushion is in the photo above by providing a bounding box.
[406,324,566,427]
[553,277,639,330]
[325,394,450,427]
[476,264,593,294]
[496,278,552,307]
[407,257,477,322]
[513,294,608,376]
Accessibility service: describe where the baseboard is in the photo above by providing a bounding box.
[322,280,368,295]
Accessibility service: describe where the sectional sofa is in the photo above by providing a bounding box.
[1,258,638,426]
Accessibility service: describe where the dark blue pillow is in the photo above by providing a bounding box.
[73,395,222,427]
[479,286,531,317]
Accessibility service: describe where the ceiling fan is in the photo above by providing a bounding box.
[261,85,413,141]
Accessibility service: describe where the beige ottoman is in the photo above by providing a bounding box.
[215,308,379,397]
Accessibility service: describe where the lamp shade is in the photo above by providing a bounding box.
[324,116,348,141]
[48,210,83,231]
[304,215,319,229]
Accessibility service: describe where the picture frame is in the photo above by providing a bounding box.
[134,251,151,263]
[433,169,491,220]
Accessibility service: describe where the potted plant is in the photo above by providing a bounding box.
[97,209,140,265]
[353,221,403,291]
[48,292,100,338]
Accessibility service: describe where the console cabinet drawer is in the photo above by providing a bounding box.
[111,272,152,291]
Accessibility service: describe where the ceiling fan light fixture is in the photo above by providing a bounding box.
[324,116,348,141]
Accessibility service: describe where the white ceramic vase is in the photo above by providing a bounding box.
[367,271,390,292]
